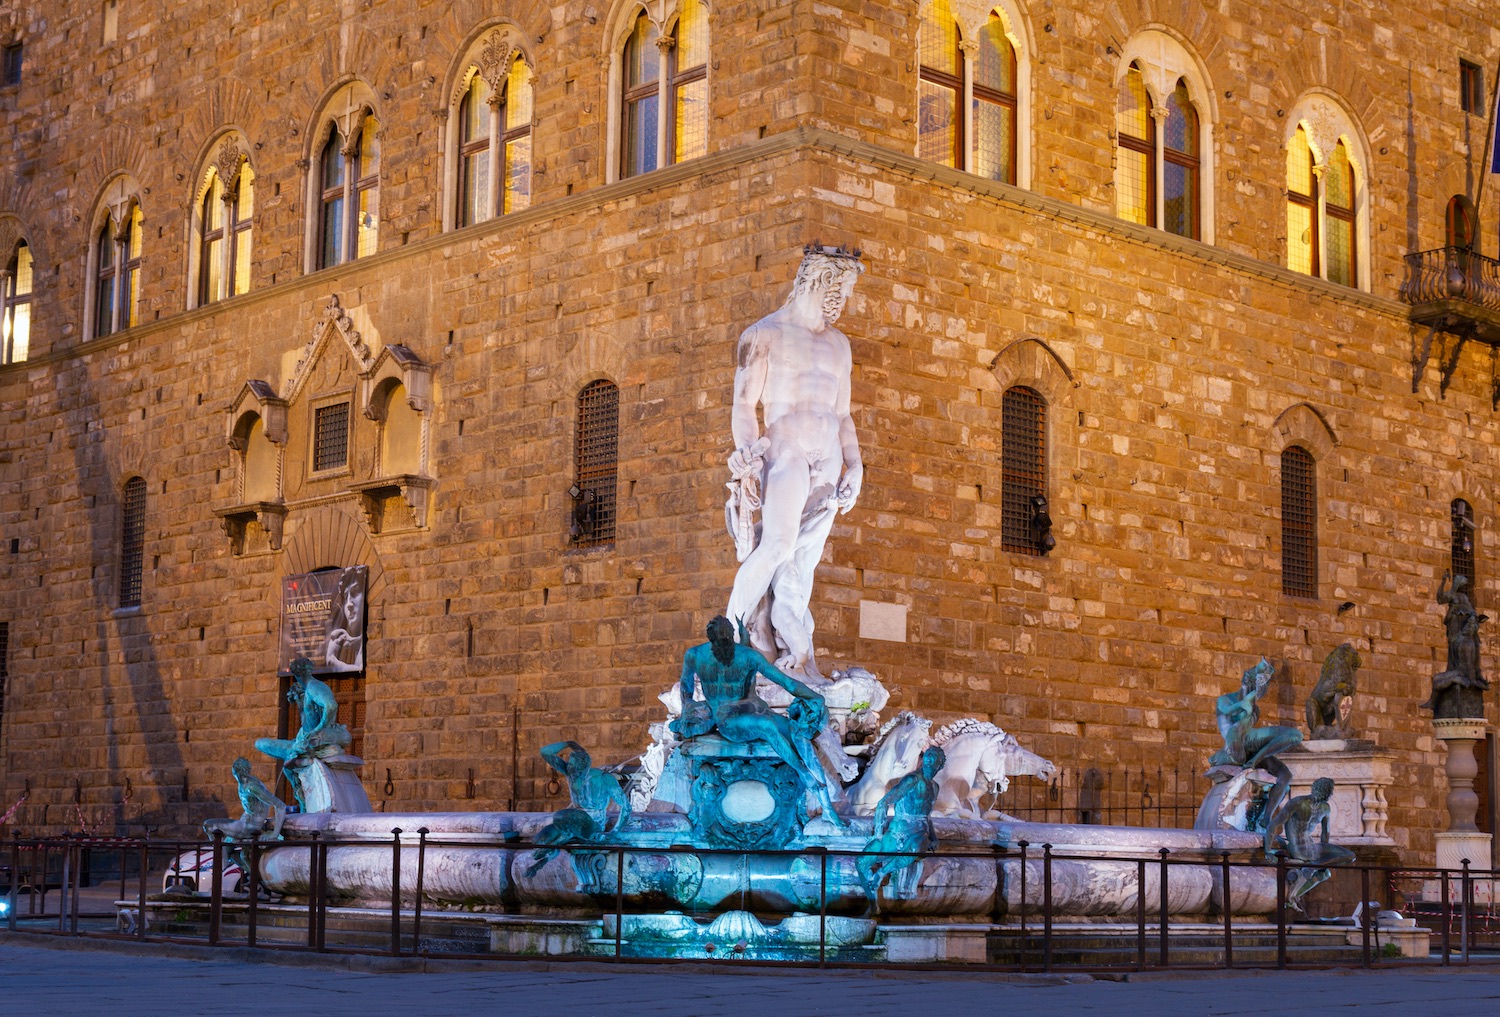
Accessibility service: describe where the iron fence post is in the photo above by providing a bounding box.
[1135,856,1146,970]
[614,845,625,958]
[1441,862,1452,964]
[306,831,320,950]
[1275,852,1287,969]
[818,846,828,967]
[315,838,328,952]
[1157,848,1170,968]
[209,830,225,946]
[414,828,428,955]
[389,827,403,956]
[1360,864,1371,967]
[1461,858,1471,964]
[1042,843,1053,973]
[58,841,70,934]
[69,841,81,934]
[6,833,16,932]
[136,839,148,941]
[1221,851,1232,969]
[990,843,1005,928]
[1017,840,1029,973]
[246,838,260,949]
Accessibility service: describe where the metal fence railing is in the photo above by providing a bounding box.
[1401,246,1500,311]
[999,766,1201,829]
[5,830,1498,972]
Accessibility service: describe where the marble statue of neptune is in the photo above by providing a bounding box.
[724,244,865,680]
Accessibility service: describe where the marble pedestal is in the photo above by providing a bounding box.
[1431,720,1495,903]
[1280,740,1395,847]
[286,753,371,814]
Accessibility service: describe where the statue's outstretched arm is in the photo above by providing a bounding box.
[744,644,820,703]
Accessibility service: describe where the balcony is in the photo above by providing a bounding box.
[1401,246,1500,400]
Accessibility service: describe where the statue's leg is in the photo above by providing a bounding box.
[1258,756,1294,851]
[726,459,810,635]
[768,497,839,677]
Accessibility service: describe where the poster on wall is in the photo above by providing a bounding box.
[278,565,369,676]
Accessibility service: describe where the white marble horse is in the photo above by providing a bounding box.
[930,719,1056,819]
[844,711,933,816]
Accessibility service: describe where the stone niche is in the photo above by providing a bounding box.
[217,379,289,554]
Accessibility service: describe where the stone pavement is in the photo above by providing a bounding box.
[2,935,1499,1017]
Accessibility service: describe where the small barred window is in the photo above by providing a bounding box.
[1453,498,1477,601]
[313,402,351,473]
[1280,446,1317,597]
[572,380,619,547]
[120,476,146,607]
[1001,386,1046,555]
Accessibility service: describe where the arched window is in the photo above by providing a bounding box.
[120,475,146,608]
[1162,80,1200,239]
[1284,96,1369,289]
[1116,67,1200,239]
[571,379,619,547]
[454,50,534,228]
[1286,125,1318,276]
[197,156,254,306]
[1280,446,1317,597]
[1116,63,1154,227]
[1,239,31,364]
[1001,386,1048,555]
[918,0,963,168]
[1112,33,1214,240]
[308,90,380,271]
[1324,141,1356,287]
[618,1,709,180]
[92,203,143,339]
[1446,195,1479,250]
[621,12,661,178]
[1453,498,1477,599]
[917,2,1019,184]
[972,14,1018,182]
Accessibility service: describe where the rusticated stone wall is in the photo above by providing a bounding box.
[0,0,1496,866]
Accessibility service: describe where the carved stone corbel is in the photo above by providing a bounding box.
[214,501,287,555]
[349,475,433,533]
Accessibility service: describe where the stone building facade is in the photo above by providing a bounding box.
[0,0,1497,864]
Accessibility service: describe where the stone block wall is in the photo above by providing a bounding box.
[0,1,1495,864]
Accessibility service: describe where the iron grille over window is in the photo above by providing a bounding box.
[1453,498,1477,601]
[120,476,146,607]
[313,402,350,473]
[572,379,619,547]
[1280,446,1317,597]
[1001,386,1046,554]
